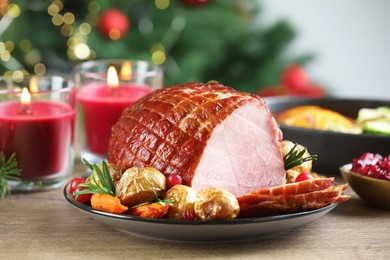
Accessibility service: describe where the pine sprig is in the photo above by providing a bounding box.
[72,158,115,199]
[131,190,175,209]
[284,144,318,171]
[0,152,21,198]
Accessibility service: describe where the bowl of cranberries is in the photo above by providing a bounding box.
[340,152,390,209]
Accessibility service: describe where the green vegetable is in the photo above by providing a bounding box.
[357,107,390,122]
[363,121,390,135]
[357,107,390,136]
[0,152,21,198]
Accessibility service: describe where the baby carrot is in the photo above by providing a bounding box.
[91,194,128,214]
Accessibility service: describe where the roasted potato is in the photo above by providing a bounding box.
[116,167,166,207]
[164,185,197,219]
[194,187,239,220]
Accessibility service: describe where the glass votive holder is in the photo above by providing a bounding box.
[0,75,76,191]
[74,59,163,164]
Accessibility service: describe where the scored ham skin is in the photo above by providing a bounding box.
[108,82,285,196]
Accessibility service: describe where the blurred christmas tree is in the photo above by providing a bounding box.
[0,0,312,93]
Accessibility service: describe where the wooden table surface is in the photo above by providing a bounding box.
[1,160,389,260]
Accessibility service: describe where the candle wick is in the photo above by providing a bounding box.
[110,87,119,97]
[19,104,33,115]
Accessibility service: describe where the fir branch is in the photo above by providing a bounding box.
[284,144,318,171]
[72,158,115,199]
[0,152,21,198]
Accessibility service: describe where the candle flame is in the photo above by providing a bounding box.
[107,66,119,88]
[120,61,132,80]
[21,87,31,105]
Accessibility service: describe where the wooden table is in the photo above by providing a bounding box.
[1,161,389,259]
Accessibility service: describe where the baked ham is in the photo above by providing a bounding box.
[108,82,285,197]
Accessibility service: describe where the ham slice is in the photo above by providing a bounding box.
[108,82,285,196]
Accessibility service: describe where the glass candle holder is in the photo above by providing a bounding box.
[0,75,76,190]
[74,59,163,164]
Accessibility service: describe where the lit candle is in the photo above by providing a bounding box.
[0,76,76,185]
[77,62,158,159]
[20,87,32,115]
[120,61,132,80]
[107,65,119,88]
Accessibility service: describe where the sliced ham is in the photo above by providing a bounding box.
[108,82,285,196]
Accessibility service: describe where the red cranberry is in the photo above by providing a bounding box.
[182,210,196,220]
[352,152,390,181]
[381,161,390,172]
[167,174,182,188]
[295,172,314,182]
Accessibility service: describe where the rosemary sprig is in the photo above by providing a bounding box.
[131,190,175,209]
[72,158,115,199]
[0,152,21,198]
[284,144,318,171]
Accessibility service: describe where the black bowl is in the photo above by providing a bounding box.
[264,97,390,175]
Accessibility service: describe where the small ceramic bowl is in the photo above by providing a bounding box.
[340,164,390,209]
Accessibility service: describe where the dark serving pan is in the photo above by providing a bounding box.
[264,97,390,175]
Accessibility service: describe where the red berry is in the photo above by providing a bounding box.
[182,210,196,220]
[352,153,390,181]
[295,172,314,182]
[69,177,92,203]
[69,177,85,193]
[382,161,390,172]
[74,189,92,203]
[167,174,182,188]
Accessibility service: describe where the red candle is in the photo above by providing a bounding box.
[0,100,75,180]
[77,83,152,155]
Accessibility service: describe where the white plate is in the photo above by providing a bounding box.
[64,184,338,242]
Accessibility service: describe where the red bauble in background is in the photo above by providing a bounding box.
[293,84,326,98]
[257,63,326,98]
[182,0,209,6]
[98,8,130,40]
[281,63,309,92]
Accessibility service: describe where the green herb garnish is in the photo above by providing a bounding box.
[284,144,318,171]
[0,152,21,198]
[72,158,115,199]
[131,190,175,209]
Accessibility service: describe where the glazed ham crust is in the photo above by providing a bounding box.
[108,82,285,196]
